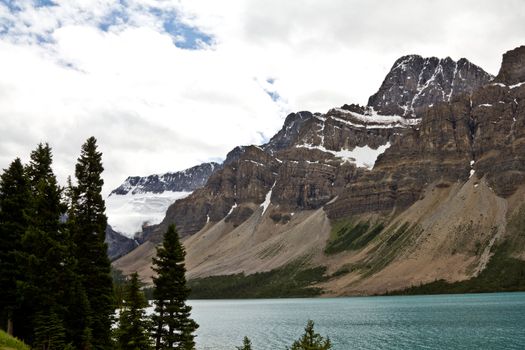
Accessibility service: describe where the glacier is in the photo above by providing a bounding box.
[106,190,192,238]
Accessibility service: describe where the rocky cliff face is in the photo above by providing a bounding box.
[327,48,525,220]
[368,55,493,117]
[114,46,525,296]
[148,55,494,241]
[494,45,525,85]
[152,106,419,241]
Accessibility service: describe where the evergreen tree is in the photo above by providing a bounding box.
[151,224,198,350]
[33,311,66,350]
[236,336,253,350]
[71,136,114,349]
[116,272,152,350]
[16,143,74,346]
[0,158,30,335]
[288,320,331,350]
[62,175,93,349]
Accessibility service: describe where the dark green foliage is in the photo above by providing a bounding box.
[0,158,30,333]
[151,225,198,350]
[288,320,331,350]
[236,336,252,350]
[15,144,79,346]
[324,220,384,255]
[25,143,64,232]
[330,265,351,278]
[0,140,113,348]
[188,260,327,299]
[33,312,66,350]
[71,137,114,349]
[62,278,92,350]
[113,268,130,309]
[116,272,152,350]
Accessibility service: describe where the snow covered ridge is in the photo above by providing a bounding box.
[111,162,220,196]
[296,143,391,170]
[106,191,192,238]
[490,81,525,89]
[328,108,421,129]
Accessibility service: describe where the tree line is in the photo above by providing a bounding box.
[0,137,330,350]
[0,138,113,349]
[0,138,198,349]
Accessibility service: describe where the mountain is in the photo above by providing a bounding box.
[368,55,492,117]
[105,225,138,261]
[114,47,525,296]
[110,162,220,195]
[104,162,220,258]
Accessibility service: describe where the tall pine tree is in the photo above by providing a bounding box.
[151,224,198,350]
[116,272,152,350]
[63,176,93,350]
[71,136,114,349]
[17,143,74,347]
[0,158,30,336]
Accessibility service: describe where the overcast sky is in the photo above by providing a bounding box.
[0,0,524,195]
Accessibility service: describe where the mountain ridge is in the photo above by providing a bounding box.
[113,47,525,296]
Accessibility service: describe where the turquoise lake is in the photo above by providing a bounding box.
[187,292,525,349]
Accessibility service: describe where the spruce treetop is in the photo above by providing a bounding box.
[26,143,53,185]
[0,158,30,225]
[236,336,253,350]
[288,320,331,350]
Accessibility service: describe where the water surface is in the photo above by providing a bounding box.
[187,292,525,349]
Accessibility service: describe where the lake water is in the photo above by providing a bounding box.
[187,292,525,350]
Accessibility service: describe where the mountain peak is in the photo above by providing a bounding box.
[495,45,525,85]
[368,55,493,117]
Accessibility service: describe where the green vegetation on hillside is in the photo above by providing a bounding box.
[324,220,384,255]
[0,330,29,350]
[188,259,327,299]
[389,243,525,295]
[390,207,525,295]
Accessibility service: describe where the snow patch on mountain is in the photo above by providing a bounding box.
[330,108,421,128]
[297,143,391,169]
[261,182,276,214]
[106,191,192,238]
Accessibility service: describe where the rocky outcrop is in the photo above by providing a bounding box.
[470,85,525,197]
[326,97,474,219]
[263,111,316,153]
[368,55,493,117]
[494,45,525,85]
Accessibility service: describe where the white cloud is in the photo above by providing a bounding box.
[0,0,524,195]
